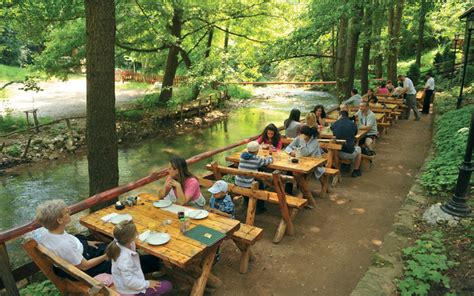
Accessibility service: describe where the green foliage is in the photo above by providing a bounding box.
[115,81,151,90]
[420,103,474,195]
[407,63,421,86]
[5,144,22,157]
[226,85,253,100]
[397,231,457,296]
[0,114,28,132]
[117,109,145,122]
[20,280,60,296]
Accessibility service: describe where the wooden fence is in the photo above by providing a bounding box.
[114,70,187,85]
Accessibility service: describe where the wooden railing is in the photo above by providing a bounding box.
[114,70,187,85]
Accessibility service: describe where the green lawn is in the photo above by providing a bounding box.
[115,81,152,90]
[0,64,30,82]
[397,48,440,75]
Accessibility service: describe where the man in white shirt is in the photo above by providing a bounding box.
[355,101,378,151]
[422,73,435,114]
[398,75,421,121]
[343,89,362,106]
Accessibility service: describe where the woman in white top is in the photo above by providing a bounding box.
[36,199,110,277]
[106,221,172,296]
[284,109,301,138]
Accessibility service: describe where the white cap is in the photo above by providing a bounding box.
[247,141,260,152]
[208,180,228,194]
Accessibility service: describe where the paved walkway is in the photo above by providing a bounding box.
[214,115,433,296]
[3,78,148,118]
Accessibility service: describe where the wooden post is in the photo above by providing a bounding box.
[210,162,222,180]
[180,103,184,121]
[32,110,40,133]
[190,245,218,296]
[22,137,32,158]
[272,171,294,241]
[0,243,20,296]
[245,182,259,226]
[0,142,4,153]
[24,111,31,127]
[198,98,202,117]
[65,119,74,145]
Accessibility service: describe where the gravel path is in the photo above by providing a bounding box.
[3,78,148,118]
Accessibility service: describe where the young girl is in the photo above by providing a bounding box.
[305,112,318,130]
[106,221,172,296]
[284,109,301,138]
[158,157,206,208]
[313,105,327,126]
[257,123,283,151]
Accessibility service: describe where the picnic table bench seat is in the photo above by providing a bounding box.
[23,239,118,296]
[231,223,264,274]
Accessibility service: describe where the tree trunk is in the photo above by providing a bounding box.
[343,3,363,98]
[372,0,384,79]
[84,0,119,202]
[224,25,230,51]
[415,0,427,68]
[331,25,336,76]
[159,7,182,103]
[387,0,405,83]
[335,15,348,98]
[360,3,373,94]
[191,28,214,100]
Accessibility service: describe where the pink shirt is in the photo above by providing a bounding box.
[377,87,389,94]
[257,136,283,150]
[166,176,201,200]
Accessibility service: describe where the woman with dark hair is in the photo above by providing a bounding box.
[313,105,327,126]
[257,123,282,151]
[158,157,206,207]
[284,109,301,138]
[364,88,378,104]
[377,82,389,95]
[285,125,325,179]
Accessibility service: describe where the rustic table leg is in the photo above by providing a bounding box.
[320,174,329,198]
[190,246,218,296]
[294,173,316,208]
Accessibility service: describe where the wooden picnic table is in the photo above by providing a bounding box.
[320,127,368,145]
[327,111,385,122]
[225,149,326,208]
[80,194,240,296]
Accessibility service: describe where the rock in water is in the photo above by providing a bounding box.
[422,203,459,226]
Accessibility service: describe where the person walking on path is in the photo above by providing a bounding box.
[398,75,421,121]
[422,73,435,114]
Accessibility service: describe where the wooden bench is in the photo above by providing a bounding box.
[23,239,118,296]
[231,223,264,274]
[203,164,306,243]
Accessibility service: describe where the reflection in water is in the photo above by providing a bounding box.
[0,88,337,231]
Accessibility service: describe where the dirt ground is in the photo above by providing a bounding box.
[210,115,433,296]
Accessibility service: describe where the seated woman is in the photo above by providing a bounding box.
[36,200,110,278]
[313,105,327,126]
[305,112,318,130]
[284,125,325,179]
[386,80,395,94]
[364,89,378,104]
[284,109,301,138]
[377,83,389,95]
[158,157,206,208]
[257,123,282,151]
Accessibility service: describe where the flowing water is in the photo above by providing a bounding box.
[0,87,337,233]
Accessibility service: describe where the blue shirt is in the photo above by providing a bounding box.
[209,194,235,218]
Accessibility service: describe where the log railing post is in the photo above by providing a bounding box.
[0,243,20,296]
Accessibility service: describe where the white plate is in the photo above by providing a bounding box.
[146,232,171,246]
[187,209,209,220]
[109,214,133,225]
[153,200,173,208]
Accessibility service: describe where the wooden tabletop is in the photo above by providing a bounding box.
[80,194,240,268]
[225,150,326,174]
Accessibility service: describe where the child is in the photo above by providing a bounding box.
[235,141,273,214]
[105,221,172,296]
[36,199,110,278]
[208,180,235,219]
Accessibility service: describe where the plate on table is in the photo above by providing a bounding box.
[146,232,171,246]
[153,200,172,208]
[187,209,209,220]
[110,214,133,225]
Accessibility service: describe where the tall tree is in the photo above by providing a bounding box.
[372,0,385,79]
[84,0,119,199]
[343,1,363,98]
[415,0,429,68]
[360,1,373,94]
[335,14,348,97]
[386,0,405,82]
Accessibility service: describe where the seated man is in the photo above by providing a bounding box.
[36,199,110,278]
[354,101,378,152]
[331,111,362,177]
[235,141,273,214]
[343,89,362,106]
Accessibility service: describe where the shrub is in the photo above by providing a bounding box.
[6,144,22,157]
[0,115,28,132]
[226,85,253,100]
[20,280,60,296]
[117,109,144,122]
[420,103,474,195]
[407,63,421,86]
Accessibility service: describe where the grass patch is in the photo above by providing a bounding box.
[0,64,30,82]
[0,115,54,134]
[115,81,152,90]
[226,84,253,100]
[20,280,60,296]
[117,109,145,122]
[398,48,440,77]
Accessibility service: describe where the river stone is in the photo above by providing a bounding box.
[422,203,459,226]
[193,117,203,125]
[48,152,59,160]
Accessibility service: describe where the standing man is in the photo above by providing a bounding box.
[398,74,421,121]
[422,73,435,114]
[355,101,378,152]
